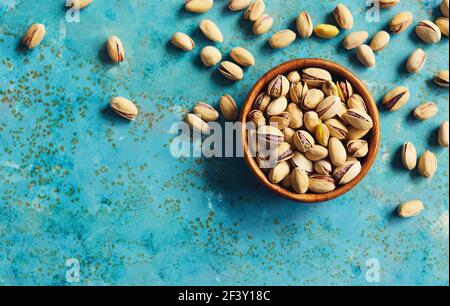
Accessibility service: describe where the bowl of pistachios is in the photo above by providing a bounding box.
[241,58,380,203]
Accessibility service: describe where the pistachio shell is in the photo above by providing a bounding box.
[406,48,427,73]
[266,97,288,116]
[230,47,255,67]
[219,61,244,81]
[435,70,449,88]
[220,94,239,120]
[370,31,390,51]
[186,113,210,133]
[22,23,46,49]
[185,0,213,13]
[244,0,265,22]
[382,86,410,111]
[171,32,195,51]
[333,4,354,30]
[269,30,297,49]
[193,102,219,122]
[200,46,222,67]
[343,31,369,50]
[291,168,309,194]
[200,19,224,42]
[398,200,424,218]
[253,14,273,35]
[402,141,417,170]
[390,11,414,34]
[291,152,314,173]
[435,17,449,37]
[110,96,138,120]
[413,102,438,121]
[415,20,442,44]
[418,150,437,178]
[356,45,376,67]
[438,121,449,147]
[296,11,313,38]
[329,137,347,167]
[268,161,290,184]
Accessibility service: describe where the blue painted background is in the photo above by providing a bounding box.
[0,0,448,286]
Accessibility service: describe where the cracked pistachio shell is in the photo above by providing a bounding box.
[274,142,294,162]
[314,160,333,175]
[107,36,125,63]
[193,102,219,122]
[269,112,291,131]
[356,45,376,67]
[315,123,330,147]
[248,110,266,127]
[347,139,369,158]
[257,125,284,145]
[418,150,437,178]
[67,0,93,9]
[322,81,339,97]
[304,111,322,133]
[110,97,138,120]
[346,127,370,141]
[293,130,315,153]
[406,48,427,73]
[171,32,195,51]
[338,80,353,102]
[290,82,305,104]
[435,17,449,37]
[186,113,210,133]
[268,75,290,97]
[370,31,390,51]
[244,0,265,22]
[314,24,340,39]
[435,70,449,88]
[200,20,224,42]
[329,137,347,167]
[200,46,222,67]
[253,14,273,35]
[414,102,438,121]
[297,11,314,38]
[303,89,325,110]
[228,0,251,11]
[219,61,244,81]
[382,86,410,111]
[309,175,336,194]
[316,96,341,120]
[230,47,255,67]
[269,30,297,49]
[305,145,329,162]
[302,68,332,88]
[442,0,449,18]
[291,152,314,173]
[185,0,213,13]
[402,141,417,170]
[326,119,349,140]
[22,23,46,49]
[379,0,400,9]
[333,161,362,185]
[287,103,303,129]
[287,71,301,84]
[253,93,271,112]
[438,121,449,147]
[398,200,424,218]
[266,97,288,116]
[390,11,414,34]
[333,4,354,30]
[343,31,369,50]
[344,108,373,130]
[220,94,239,121]
[348,94,367,113]
[291,168,309,194]
[268,161,290,184]
[416,20,442,44]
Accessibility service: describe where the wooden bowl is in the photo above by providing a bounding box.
[240,59,380,203]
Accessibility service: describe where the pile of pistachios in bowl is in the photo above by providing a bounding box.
[247,68,373,195]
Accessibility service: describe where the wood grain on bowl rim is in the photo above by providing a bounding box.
[240,58,381,203]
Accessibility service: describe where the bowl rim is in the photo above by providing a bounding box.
[240,58,381,203]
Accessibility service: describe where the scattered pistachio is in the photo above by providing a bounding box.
[253,14,273,35]
[220,94,239,120]
[200,46,222,67]
[297,11,314,38]
[406,48,427,73]
[200,19,224,43]
[390,11,414,34]
[418,150,437,178]
[219,61,244,81]
[414,102,438,121]
[185,0,213,13]
[333,4,354,30]
[402,141,417,170]
[438,121,449,147]
[110,96,138,120]
[343,31,369,50]
[230,47,255,67]
[171,32,195,51]
[269,30,297,49]
[22,23,46,49]
[382,86,410,111]
[415,20,442,44]
[370,31,390,51]
[398,200,424,218]
[314,24,340,39]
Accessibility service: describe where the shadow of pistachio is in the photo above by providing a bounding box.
[427,126,441,147]
[391,144,406,172]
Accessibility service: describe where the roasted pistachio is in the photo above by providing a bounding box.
[379,0,400,9]
[413,102,438,121]
[301,68,332,88]
[390,11,414,34]
[418,150,437,178]
[333,161,361,185]
[244,0,265,21]
[171,32,195,51]
[346,127,370,141]
[219,61,244,81]
[329,137,347,167]
[269,30,297,49]
[438,121,449,147]
[406,48,427,73]
[356,45,376,67]
[348,94,367,113]
[257,125,284,145]
[398,200,424,218]
[253,14,273,35]
[434,70,449,88]
[315,123,330,147]
[110,96,138,120]
[303,89,325,110]
[370,31,390,51]
[106,36,125,63]
[268,161,290,184]
[185,0,213,13]
[67,0,93,9]
[200,46,222,67]
[22,23,46,49]
[253,93,271,112]
[291,152,314,173]
[415,20,442,44]
[274,142,295,162]
[266,97,288,116]
[230,47,255,67]
[269,112,291,130]
[248,110,266,127]
[347,140,369,158]
[338,80,353,102]
[333,4,354,30]
[435,17,449,37]
[268,75,290,97]
[402,141,417,170]
[325,119,349,140]
[343,31,369,50]
[193,102,219,122]
[287,71,301,84]
[382,86,410,111]
[316,96,341,120]
[314,160,333,175]
[442,0,449,18]
[305,145,329,161]
[186,113,210,133]
[228,0,251,11]
[283,127,296,145]
[287,103,303,129]
[344,108,373,130]
[290,168,309,194]
[304,111,322,133]
[220,94,239,120]
[297,11,314,38]
[293,130,315,153]
[200,19,224,43]
[309,175,336,193]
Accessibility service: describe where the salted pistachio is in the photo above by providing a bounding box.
[269,30,297,49]
[416,20,442,44]
[274,142,294,162]
[291,152,314,173]
[110,97,138,121]
[379,0,400,8]
[436,17,449,37]
[106,36,125,63]
[326,119,349,140]
[220,94,239,120]
[322,81,339,97]
[315,123,330,147]
[185,0,213,13]
[228,0,251,11]
[334,160,361,185]
[253,93,271,112]
[291,168,309,194]
[268,161,290,184]
[200,46,222,67]
[230,47,255,67]
[219,61,244,81]
[347,140,369,158]
[414,102,438,121]
[193,102,219,122]
[314,160,333,175]
[348,94,367,113]
[402,141,417,170]
[296,11,314,38]
[382,86,410,111]
[269,112,291,131]
[317,96,341,120]
[308,175,336,194]
[266,97,288,116]
[293,130,315,153]
[304,111,322,133]
[434,70,449,88]
[257,125,284,145]
[398,200,424,218]
[302,68,332,88]
[338,80,353,102]
[314,24,340,39]
[253,14,273,35]
[67,0,93,9]
[287,103,303,129]
[343,31,369,50]
[248,110,266,127]
[303,89,325,110]
[329,137,347,167]
[22,23,46,49]
[442,0,449,18]
[418,150,437,178]
[406,48,427,73]
[186,113,210,133]
[346,126,370,141]
[287,71,301,84]
[344,108,373,130]
[200,20,224,43]
[171,32,195,51]
[370,31,390,51]
[333,4,354,30]
[289,82,304,104]
[390,11,414,34]
[244,0,265,21]
[356,45,376,67]
[268,75,290,98]
[283,127,296,145]
[438,121,449,147]
[305,145,329,162]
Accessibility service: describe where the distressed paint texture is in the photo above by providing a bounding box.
[0,0,448,286]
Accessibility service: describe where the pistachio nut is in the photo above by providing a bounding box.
[22,23,46,49]
[415,20,442,44]
[333,160,361,185]
[268,161,290,184]
[370,31,390,51]
[356,44,376,67]
[230,47,255,67]
[314,160,333,176]
[343,31,369,50]
[344,108,373,130]
[382,86,410,111]
[314,24,340,39]
[200,46,222,67]
[253,93,271,112]
[268,75,290,98]
[110,96,138,121]
[418,150,437,178]
[348,94,367,113]
[193,102,219,122]
[434,70,449,88]
[296,11,314,38]
[287,71,301,84]
[413,102,438,121]
[171,32,195,51]
[287,103,303,129]
[379,0,400,9]
[67,0,93,9]
[308,175,336,194]
[325,119,349,140]
[303,89,325,110]
[347,139,369,158]
[244,0,265,22]
[301,68,332,88]
[333,4,354,30]
[398,200,424,218]
[248,110,266,127]
[228,0,251,11]
[407,46,428,73]
[220,94,239,121]
[402,141,417,170]
[289,82,304,104]
[328,137,347,167]
[266,96,288,116]
[269,112,291,131]
[304,111,322,133]
[305,145,329,162]
[283,127,296,145]
[435,17,449,37]
[442,0,449,18]
[438,121,449,147]
[293,130,315,153]
[274,142,294,162]
[199,19,224,43]
[106,35,125,63]
[186,113,210,133]
[322,81,340,97]
[253,14,273,35]
[281,174,292,189]
[291,152,314,173]
[316,96,341,120]
[315,123,330,147]
[185,0,213,13]
[269,30,297,49]
[219,61,244,81]
[390,11,414,34]
[291,168,309,194]
[346,126,370,141]
[257,153,273,170]
[338,80,353,102]
[257,125,284,145]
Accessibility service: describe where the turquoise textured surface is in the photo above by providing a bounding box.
[0,0,449,286]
